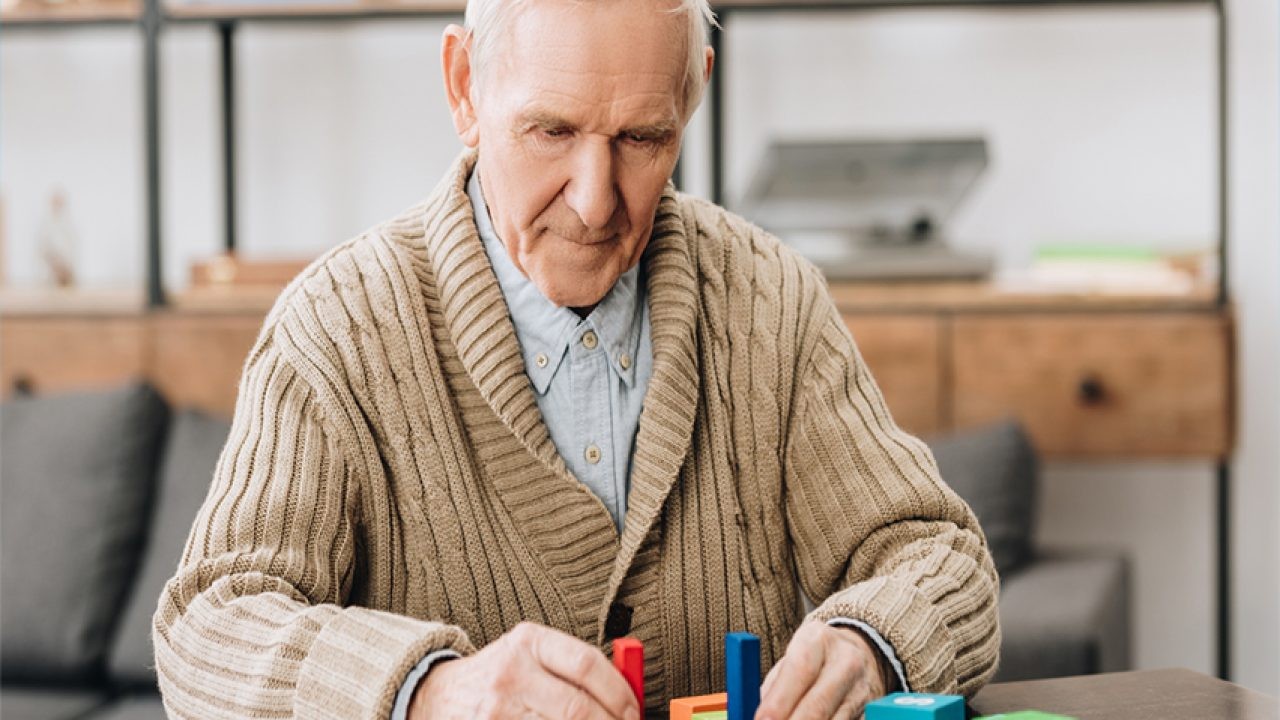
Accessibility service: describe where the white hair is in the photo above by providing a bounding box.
[463,0,717,117]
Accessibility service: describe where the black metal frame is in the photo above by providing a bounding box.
[2,0,1234,681]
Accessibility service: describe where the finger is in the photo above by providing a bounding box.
[524,625,638,718]
[760,658,783,699]
[756,635,825,720]
[789,656,860,720]
[515,665,619,720]
[832,690,870,720]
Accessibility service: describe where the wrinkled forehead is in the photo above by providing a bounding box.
[482,0,691,116]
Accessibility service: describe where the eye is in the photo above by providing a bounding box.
[623,132,656,145]
[542,127,572,139]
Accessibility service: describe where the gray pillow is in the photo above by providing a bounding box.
[107,410,231,687]
[1,382,169,683]
[927,420,1038,576]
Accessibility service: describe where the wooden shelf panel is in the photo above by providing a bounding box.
[714,0,1210,8]
[0,287,146,315]
[164,0,460,20]
[829,280,1220,314]
[1,0,139,24]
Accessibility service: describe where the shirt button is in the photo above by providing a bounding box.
[534,352,548,368]
[619,354,632,371]
[582,331,599,350]
[584,444,602,465]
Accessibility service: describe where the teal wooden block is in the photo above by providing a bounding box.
[865,692,965,720]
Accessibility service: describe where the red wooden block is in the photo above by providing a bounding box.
[612,638,645,717]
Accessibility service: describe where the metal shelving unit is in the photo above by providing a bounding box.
[2,0,1233,680]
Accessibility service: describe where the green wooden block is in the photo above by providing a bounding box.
[690,712,727,720]
[972,707,1075,712]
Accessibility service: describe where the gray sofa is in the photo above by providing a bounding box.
[0,382,1128,719]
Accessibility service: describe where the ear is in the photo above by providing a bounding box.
[441,24,480,147]
[703,45,715,86]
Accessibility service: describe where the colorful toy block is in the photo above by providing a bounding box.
[725,632,761,720]
[972,707,1075,712]
[690,712,728,720]
[865,692,965,720]
[612,638,644,718]
[669,692,728,720]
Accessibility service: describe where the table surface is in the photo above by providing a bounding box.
[968,668,1278,720]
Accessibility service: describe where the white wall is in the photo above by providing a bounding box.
[2,0,1276,692]
[1,30,144,287]
[1224,0,1280,695]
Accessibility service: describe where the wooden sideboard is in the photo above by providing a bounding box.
[0,289,268,418]
[833,282,1233,459]
[0,282,1234,459]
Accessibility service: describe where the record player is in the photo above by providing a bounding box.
[737,137,994,281]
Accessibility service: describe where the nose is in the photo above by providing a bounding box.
[563,139,619,232]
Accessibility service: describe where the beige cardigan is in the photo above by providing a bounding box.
[153,151,1000,719]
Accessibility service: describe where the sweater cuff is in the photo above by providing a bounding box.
[390,650,462,720]
[807,575,959,695]
[296,607,474,720]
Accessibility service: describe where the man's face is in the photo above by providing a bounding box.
[450,0,692,309]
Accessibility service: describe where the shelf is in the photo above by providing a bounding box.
[168,285,281,313]
[164,0,460,21]
[0,0,139,26]
[714,0,1211,9]
[828,280,1221,313]
[0,287,146,315]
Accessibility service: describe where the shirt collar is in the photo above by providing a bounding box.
[468,168,643,394]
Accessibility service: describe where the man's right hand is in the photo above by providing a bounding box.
[408,622,641,720]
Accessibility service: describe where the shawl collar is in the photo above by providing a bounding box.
[416,150,700,635]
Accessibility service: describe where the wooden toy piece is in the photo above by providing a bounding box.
[972,707,1075,712]
[612,638,644,718]
[690,712,728,720]
[725,632,761,720]
[669,692,727,720]
[864,692,965,720]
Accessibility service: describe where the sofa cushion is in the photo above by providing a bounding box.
[108,410,231,687]
[927,420,1038,576]
[995,554,1130,681]
[1,382,168,683]
[80,695,170,720]
[0,687,111,720]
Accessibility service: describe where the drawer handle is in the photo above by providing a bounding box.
[1078,375,1106,406]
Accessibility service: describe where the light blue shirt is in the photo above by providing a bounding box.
[389,170,908,718]
[468,169,653,531]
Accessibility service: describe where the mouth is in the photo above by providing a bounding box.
[554,231,620,247]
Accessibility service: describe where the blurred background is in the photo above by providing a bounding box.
[1,0,1277,717]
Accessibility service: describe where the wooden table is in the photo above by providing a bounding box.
[969,668,1278,720]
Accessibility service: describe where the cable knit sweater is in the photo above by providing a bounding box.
[153,150,1000,719]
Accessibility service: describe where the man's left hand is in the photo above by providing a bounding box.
[756,621,889,720]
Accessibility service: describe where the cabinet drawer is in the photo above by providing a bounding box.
[842,314,943,437]
[1,316,147,396]
[951,313,1232,458]
[149,313,264,418]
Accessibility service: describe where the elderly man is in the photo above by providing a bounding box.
[153,0,999,717]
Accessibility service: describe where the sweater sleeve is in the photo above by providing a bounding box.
[152,329,475,720]
[782,280,1001,697]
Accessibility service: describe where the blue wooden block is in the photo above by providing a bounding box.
[865,692,965,720]
[724,632,760,720]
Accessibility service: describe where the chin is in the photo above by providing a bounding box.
[541,284,609,309]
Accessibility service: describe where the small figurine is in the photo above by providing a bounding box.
[38,188,77,288]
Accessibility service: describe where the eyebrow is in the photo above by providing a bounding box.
[515,108,678,139]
